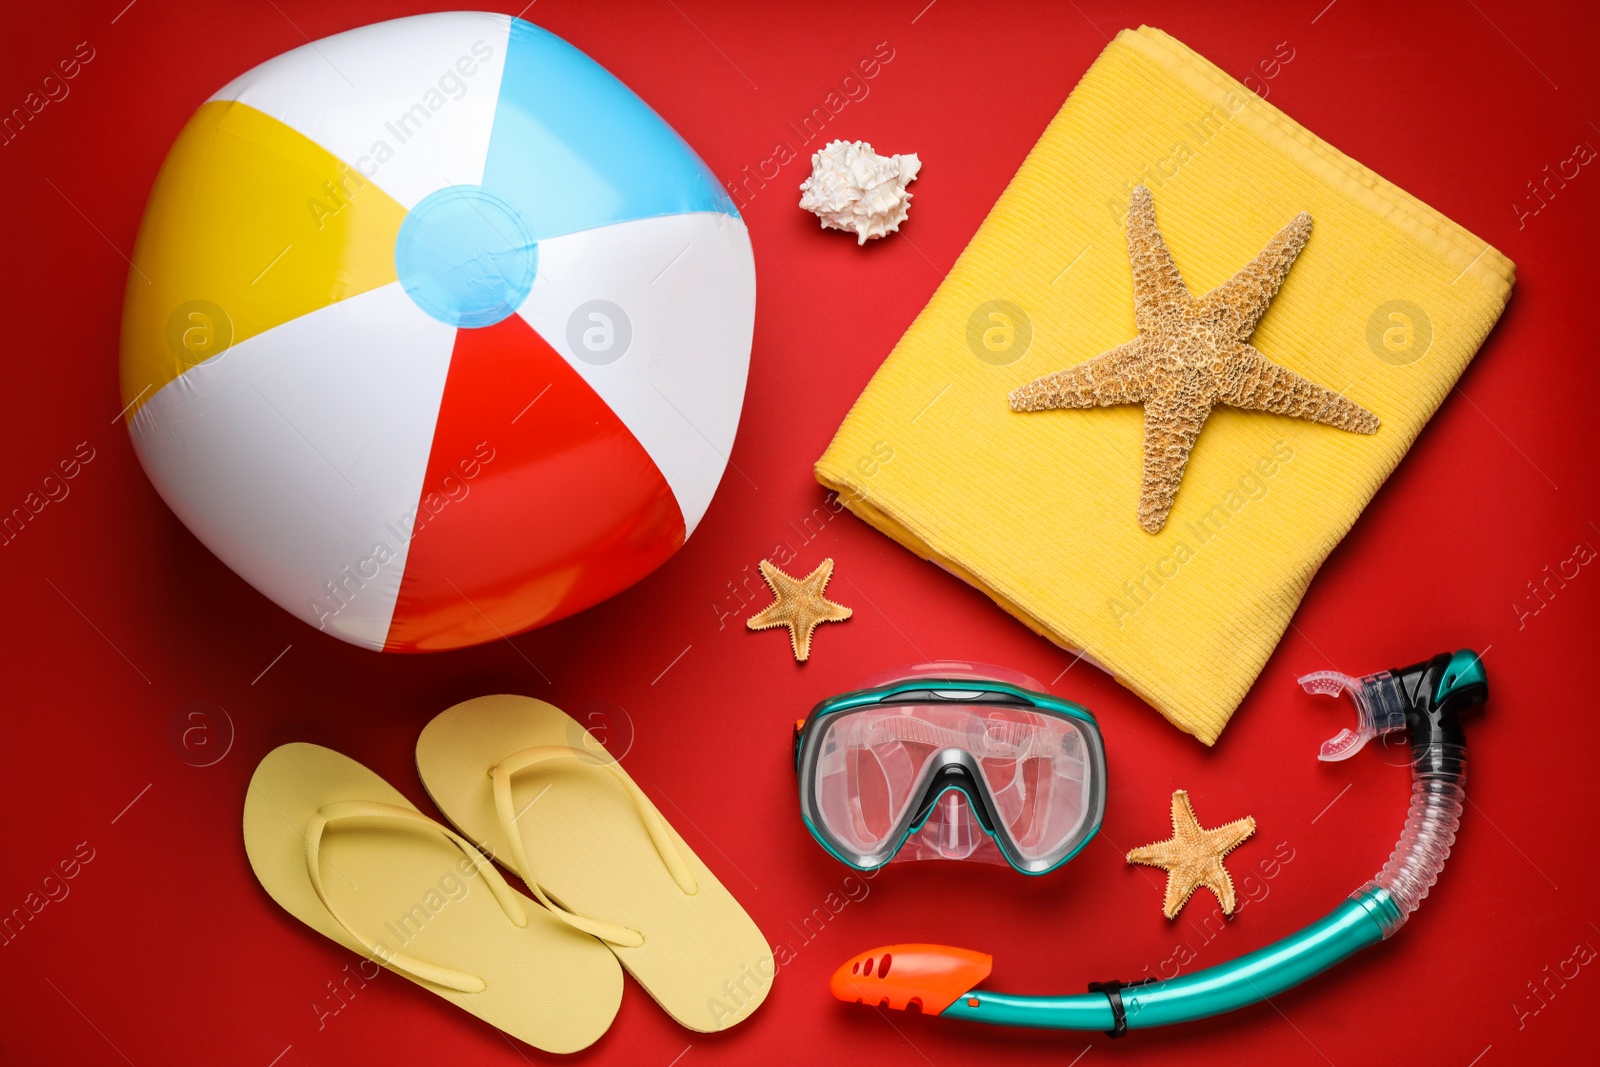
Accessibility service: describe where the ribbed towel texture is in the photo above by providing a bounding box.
[815,27,1513,744]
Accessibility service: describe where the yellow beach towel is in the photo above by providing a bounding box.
[815,27,1512,745]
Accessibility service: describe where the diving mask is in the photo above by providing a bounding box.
[794,662,1107,874]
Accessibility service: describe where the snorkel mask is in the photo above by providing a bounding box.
[794,662,1107,874]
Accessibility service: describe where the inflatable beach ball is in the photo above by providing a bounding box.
[120,12,753,652]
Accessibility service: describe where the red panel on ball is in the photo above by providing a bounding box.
[383,314,684,652]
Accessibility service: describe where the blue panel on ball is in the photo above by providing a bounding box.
[481,19,737,242]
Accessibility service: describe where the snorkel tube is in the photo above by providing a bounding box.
[830,650,1487,1035]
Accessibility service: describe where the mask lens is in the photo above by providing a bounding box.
[813,708,925,858]
[971,709,1093,863]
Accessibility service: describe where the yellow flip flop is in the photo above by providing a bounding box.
[416,696,775,1032]
[243,743,623,1053]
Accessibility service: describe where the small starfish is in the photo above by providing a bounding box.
[1010,185,1379,533]
[746,558,852,662]
[1126,789,1256,919]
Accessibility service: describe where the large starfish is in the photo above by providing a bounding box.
[1126,789,1256,919]
[1010,186,1379,533]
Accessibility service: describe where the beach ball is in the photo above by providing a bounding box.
[120,12,753,652]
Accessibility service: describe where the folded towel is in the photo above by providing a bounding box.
[814,26,1513,744]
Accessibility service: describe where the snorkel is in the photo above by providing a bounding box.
[830,649,1487,1034]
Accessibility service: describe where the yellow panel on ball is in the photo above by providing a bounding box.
[120,100,407,420]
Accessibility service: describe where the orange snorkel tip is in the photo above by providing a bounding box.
[830,944,993,1014]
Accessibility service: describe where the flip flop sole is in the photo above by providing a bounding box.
[417,696,775,1032]
[244,742,623,1053]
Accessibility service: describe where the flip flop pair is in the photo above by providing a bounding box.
[244,696,773,1053]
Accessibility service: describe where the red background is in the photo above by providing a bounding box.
[2,1,1597,1064]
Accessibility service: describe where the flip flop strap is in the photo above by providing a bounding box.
[489,746,698,949]
[304,800,529,994]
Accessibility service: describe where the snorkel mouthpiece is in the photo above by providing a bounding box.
[830,945,992,1014]
[1300,649,1487,762]
[1298,668,1409,761]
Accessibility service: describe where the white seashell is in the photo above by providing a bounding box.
[798,139,921,245]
